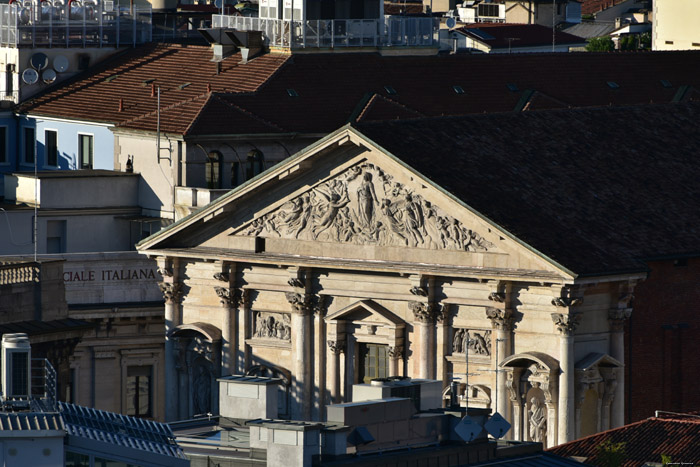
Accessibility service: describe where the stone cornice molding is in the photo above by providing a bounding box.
[409,301,437,324]
[327,340,346,355]
[286,292,311,315]
[159,282,182,305]
[486,307,513,331]
[551,312,582,336]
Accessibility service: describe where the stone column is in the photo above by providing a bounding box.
[436,304,451,390]
[158,259,182,423]
[609,307,631,428]
[327,340,345,404]
[287,292,312,421]
[551,311,582,445]
[313,295,328,421]
[486,307,513,420]
[215,283,239,376]
[388,346,403,377]
[410,301,436,379]
[240,289,251,372]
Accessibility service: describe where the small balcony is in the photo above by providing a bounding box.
[212,14,439,49]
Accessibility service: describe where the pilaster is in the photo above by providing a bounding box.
[409,300,437,379]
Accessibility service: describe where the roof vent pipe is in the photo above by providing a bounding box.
[118,98,123,112]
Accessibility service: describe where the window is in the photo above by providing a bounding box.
[359,343,388,384]
[478,3,499,17]
[5,63,14,97]
[245,149,264,181]
[0,127,6,163]
[46,220,66,253]
[65,451,89,467]
[45,130,58,166]
[78,134,93,169]
[205,150,222,189]
[126,365,152,418]
[24,127,35,164]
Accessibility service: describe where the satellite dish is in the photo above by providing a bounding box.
[214,0,223,8]
[42,69,57,84]
[484,412,512,439]
[53,55,69,73]
[446,17,456,29]
[30,53,49,71]
[22,68,39,85]
[454,415,484,442]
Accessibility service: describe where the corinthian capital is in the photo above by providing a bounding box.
[485,307,513,331]
[409,301,436,324]
[159,282,182,304]
[286,292,310,315]
[551,312,582,336]
[215,286,241,307]
[327,340,346,355]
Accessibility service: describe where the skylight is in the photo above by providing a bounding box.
[606,81,620,89]
[506,83,518,92]
[660,79,672,88]
[178,82,192,90]
[384,85,397,95]
[453,85,465,94]
[287,89,299,97]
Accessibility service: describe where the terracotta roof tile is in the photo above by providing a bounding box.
[18,47,700,136]
[548,416,700,465]
[353,101,700,275]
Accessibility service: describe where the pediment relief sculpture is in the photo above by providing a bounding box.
[237,163,493,251]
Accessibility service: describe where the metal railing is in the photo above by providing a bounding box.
[0,2,152,48]
[31,358,57,410]
[212,14,439,49]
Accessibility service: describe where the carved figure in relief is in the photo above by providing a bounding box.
[253,312,292,341]
[453,329,465,353]
[356,172,378,227]
[529,397,547,443]
[239,162,493,252]
[470,332,489,355]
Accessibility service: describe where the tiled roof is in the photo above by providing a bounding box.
[17,45,700,136]
[580,0,628,15]
[353,101,700,275]
[18,42,289,129]
[456,23,587,49]
[548,416,700,466]
[563,21,617,39]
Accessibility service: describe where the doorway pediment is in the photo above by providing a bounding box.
[325,300,404,329]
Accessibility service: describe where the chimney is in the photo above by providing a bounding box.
[151,82,156,97]
[118,98,124,112]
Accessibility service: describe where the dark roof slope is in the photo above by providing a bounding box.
[457,23,587,49]
[17,46,700,136]
[354,101,700,275]
[548,415,700,466]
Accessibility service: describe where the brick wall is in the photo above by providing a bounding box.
[626,257,700,422]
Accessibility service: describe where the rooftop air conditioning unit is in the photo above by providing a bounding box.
[1,333,31,401]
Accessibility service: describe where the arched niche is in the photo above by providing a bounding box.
[172,322,222,419]
[574,352,622,437]
[500,352,559,447]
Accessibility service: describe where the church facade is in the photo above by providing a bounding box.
[133,101,700,447]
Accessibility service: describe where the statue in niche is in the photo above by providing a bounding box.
[529,397,547,443]
[239,163,493,252]
[453,329,466,353]
[193,363,212,415]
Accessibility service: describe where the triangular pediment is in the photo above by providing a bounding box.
[138,127,574,280]
[575,353,623,370]
[325,300,404,328]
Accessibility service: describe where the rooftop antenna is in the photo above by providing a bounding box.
[552,0,556,52]
[156,86,160,163]
[33,136,37,262]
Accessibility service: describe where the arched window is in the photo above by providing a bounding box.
[206,150,222,189]
[245,149,264,181]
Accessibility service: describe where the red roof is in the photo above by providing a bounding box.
[457,23,587,49]
[548,415,700,466]
[18,44,700,136]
